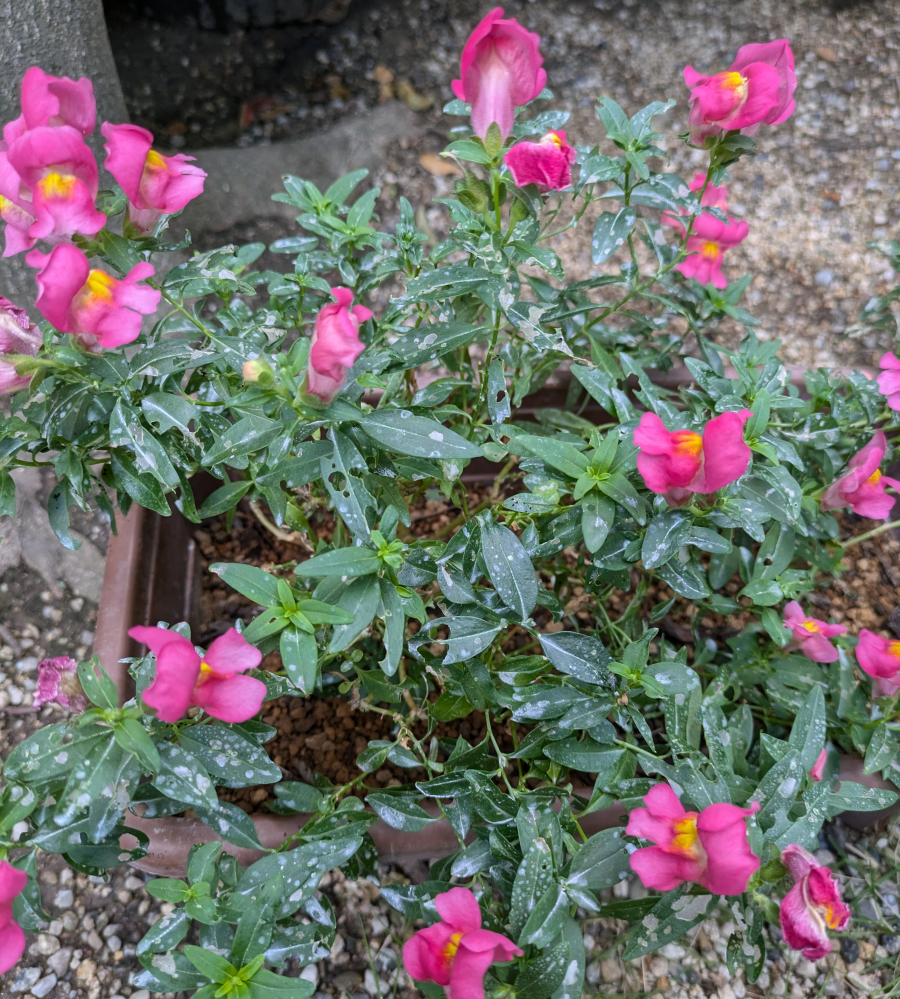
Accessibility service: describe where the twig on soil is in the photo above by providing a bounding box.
[842,517,900,549]
[249,500,314,552]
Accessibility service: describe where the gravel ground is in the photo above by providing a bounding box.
[4,1,900,997]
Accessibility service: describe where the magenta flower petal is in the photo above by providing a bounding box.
[434,886,483,933]
[18,66,96,136]
[403,922,456,985]
[190,672,267,724]
[449,944,505,999]
[504,130,576,191]
[0,918,25,975]
[101,121,151,204]
[691,410,752,493]
[26,244,90,332]
[809,749,827,782]
[856,629,900,683]
[452,7,546,139]
[779,844,849,960]
[730,40,797,126]
[138,632,200,723]
[821,431,896,519]
[205,627,263,676]
[630,844,704,891]
[633,412,704,494]
[34,656,88,711]
[0,861,27,975]
[306,286,368,404]
[696,801,761,895]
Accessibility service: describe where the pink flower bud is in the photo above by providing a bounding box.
[877,351,900,412]
[633,409,753,504]
[684,40,796,146]
[128,625,266,724]
[779,844,849,960]
[402,887,522,999]
[34,656,89,712]
[809,748,827,782]
[627,783,760,895]
[451,7,546,140]
[26,244,160,350]
[306,287,371,405]
[503,129,575,192]
[0,861,28,974]
[821,430,900,520]
[102,123,206,235]
[782,602,847,664]
[0,296,41,395]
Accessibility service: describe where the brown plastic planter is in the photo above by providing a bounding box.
[96,369,897,875]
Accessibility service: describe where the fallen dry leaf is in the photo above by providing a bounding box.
[816,45,837,62]
[396,79,434,111]
[419,152,462,177]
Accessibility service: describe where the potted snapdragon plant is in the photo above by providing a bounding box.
[0,10,899,998]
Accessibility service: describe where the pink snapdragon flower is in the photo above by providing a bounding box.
[779,844,849,960]
[0,295,41,395]
[34,656,89,712]
[684,40,796,146]
[855,629,900,697]
[306,286,371,404]
[676,212,749,288]
[633,409,753,505]
[102,123,206,234]
[504,130,575,191]
[0,862,27,975]
[821,430,900,520]
[451,7,546,140]
[3,66,95,144]
[662,171,729,232]
[128,625,266,724]
[26,244,160,350]
[809,748,828,782]
[877,352,900,412]
[627,783,760,895]
[402,887,522,999]
[782,602,847,664]
[4,125,106,245]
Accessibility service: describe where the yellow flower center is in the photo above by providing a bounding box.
[822,903,843,930]
[889,641,900,659]
[38,172,77,199]
[867,468,882,486]
[85,269,116,303]
[670,815,703,859]
[719,71,747,93]
[700,240,721,261]
[145,148,168,173]
[802,620,820,633]
[672,429,703,457]
[442,932,464,967]
[541,131,563,149]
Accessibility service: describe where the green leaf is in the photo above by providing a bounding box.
[788,686,827,773]
[141,391,199,436]
[366,793,435,832]
[3,722,108,784]
[280,627,319,693]
[539,632,612,685]
[153,742,219,809]
[509,837,554,938]
[179,726,282,787]
[641,512,691,570]
[564,827,629,891]
[193,800,265,850]
[864,724,898,774]
[114,717,161,772]
[111,451,172,517]
[248,967,316,999]
[202,416,283,466]
[361,410,481,460]
[47,481,80,550]
[327,575,380,653]
[480,517,537,620]
[514,939,571,999]
[188,842,222,886]
[593,472,646,524]
[516,434,588,478]
[198,481,252,519]
[136,908,191,956]
[388,321,487,366]
[146,878,190,903]
[519,882,569,948]
[581,493,615,554]
[623,888,715,959]
[294,546,381,578]
[591,207,636,264]
[543,736,615,771]
[232,875,281,966]
[184,943,237,983]
[552,917,586,999]
[0,471,16,519]
[379,578,404,677]
[271,782,324,814]
[210,562,281,604]
[76,658,119,709]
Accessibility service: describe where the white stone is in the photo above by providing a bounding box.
[650,956,668,978]
[46,920,63,936]
[130,991,151,999]
[661,943,687,959]
[55,888,74,908]
[124,876,145,891]
[31,974,57,998]
[35,933,60,955]
[47,947,72,977]
[299,965,319,985]
[106,935,122,952]
[9,967,41,992]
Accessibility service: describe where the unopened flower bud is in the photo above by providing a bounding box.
[242,358,274,386]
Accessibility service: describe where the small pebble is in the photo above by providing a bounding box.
[9,967,41,993]
[55,888,74,908]
[840,938,860,965]
[30,974,57,999]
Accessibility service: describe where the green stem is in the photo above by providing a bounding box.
[842,518,900,548]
